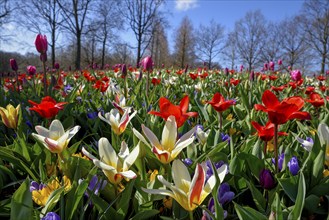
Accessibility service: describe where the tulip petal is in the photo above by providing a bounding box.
[98,137,119,168]
[123,142,139,171]
[189,164,205,207]
[118,170,137,179]
[48,120,65,139]
[180,95,189,113]
[82,147,98,161]
[172,159,192,189]
[133,128,151,148]
[141,187,174,198]
[318,123,329,147]
[161,116,177,151]
[172,136,195,159]
[93,159,116,171]
[262,90,279,109]
[35,126,50,138]
[142,125,161,148]
[118,141,129,159]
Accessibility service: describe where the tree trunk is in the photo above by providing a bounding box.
[76,31,81,70]
[51,23,56,68]
[101,37,106,69]
[136,33,142,68]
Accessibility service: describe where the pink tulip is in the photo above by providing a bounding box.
[141,56,153,71]
[27,65,36,76]
[290,70,302,81]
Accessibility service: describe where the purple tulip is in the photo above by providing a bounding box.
[250,70,255,81]
[41,212,60,220]
[10,59,18,71]
[27,65,36,76]
[290,69,302,81]
[287,156,299,176]
[259,169,276,190]
[141,56,153,71]
[224,67,229,76]
[121,64,127,77]
[35,34,48,54]
[54,63,60,70]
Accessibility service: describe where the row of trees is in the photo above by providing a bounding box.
[0,0,329,74]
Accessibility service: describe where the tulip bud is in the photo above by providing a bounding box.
[290,70,302,81]
[259,169,276,190]
[264,63,268,71]
[121,64,127,78]
[0,104,20,129]
[278,59,282,65]
[287,156,299,176]
[27,65,36,76]
[54,63,60,70]
[269,61,274,71]
[250,70,255,81]
[141,56,153,71]
[240,65,244,72]
[224,67,229,76]
[10,59,18,71]
[35,34,48,54]
[40,53,47,62]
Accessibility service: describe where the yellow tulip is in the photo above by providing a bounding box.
[0,104,20,129]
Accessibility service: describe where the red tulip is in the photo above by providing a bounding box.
[149,95,198,128]
[251,121,287,142]
[305,92,324,108]
[28,96,67,119]
[27,65,36,76]
[254,90,311,125]
[207,93,235,113]
[35,34,48,54]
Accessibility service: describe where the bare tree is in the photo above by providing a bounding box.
[259,22,283,65]
[19,0,62,68]
[195,19,225,69]
[172,16,196,68]
[232,10,267,72]
[57,0,93,70]
[223,32,238,70]
[279,16,312,71]
[124,0,164,67]
[148,18,170,68]
[0,0,16,41]
[302,0,329,74]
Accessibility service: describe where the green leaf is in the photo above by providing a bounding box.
[234,202,267,220]
[304,195,320,212]
[41,187,65,216]
[10,178,33,220]
[278,175,298,202]
[311,149,324,187]
[288,172,306,220]
[271,193,283,220]
[245,179,266,212]
[194,96,209,122]
[129,209,160,220]
[117,179,136,217]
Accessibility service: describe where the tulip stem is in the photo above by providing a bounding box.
[15,70,19,94]
[218,112,223,131]
[274,124,278,173]
[43,60,47,96]
[189,211,194,220]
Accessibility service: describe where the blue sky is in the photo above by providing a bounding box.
[0,0,304,55]
[163,0,304,51]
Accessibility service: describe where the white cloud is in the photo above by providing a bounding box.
[175,0,198,11]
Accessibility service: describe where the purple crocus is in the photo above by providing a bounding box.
[205,160,227,182]
[79,175,107,198]
[30,181,45,192]
[182,158,193,166]
[287,156,299,176]
[41,212,60,220]
[217,182,235,204]
[272,153,284,171]
[221,133,230,144]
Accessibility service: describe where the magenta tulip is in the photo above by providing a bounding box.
[35,34,48,54]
